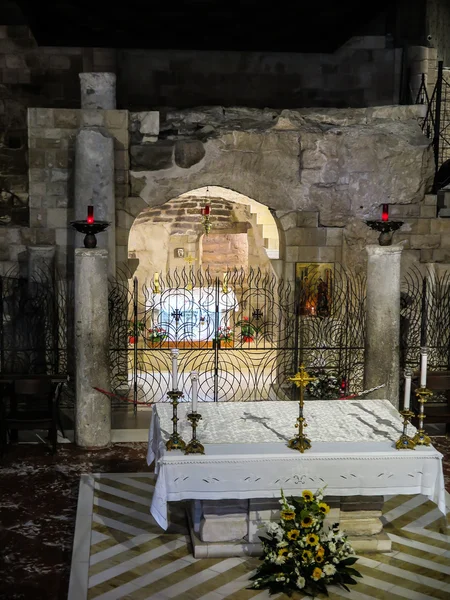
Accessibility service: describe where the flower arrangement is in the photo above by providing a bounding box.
[250,488,361,598]
[305,369,343,400]
[127,319,145,343]
[147,326,168,343]
[237,316,256,342]
[214,325,234,342]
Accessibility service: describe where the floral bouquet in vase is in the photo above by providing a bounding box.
[250,488,361,598]
[147,326,168,345]
[237,316,256,342]
[214,326,234,342]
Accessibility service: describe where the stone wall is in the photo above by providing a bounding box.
[0,108,128,274]
[127,105,436,281]
[119,40,402,110]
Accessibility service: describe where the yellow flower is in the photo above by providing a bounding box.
[302,549,312,561]
[316,545,325,557]
[280,510,295,521]
[287,529,300,540]
[306,533,319,546]
[302,490,314,502]
[301,516,313,528]
[312,567,323,580]
[315,554,324,563]
[318,502,330,514]
[278,548,288,556]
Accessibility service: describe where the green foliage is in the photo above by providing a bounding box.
[304,369,342,400]
[249,488,361,598]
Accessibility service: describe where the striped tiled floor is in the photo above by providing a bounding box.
[70,474,450,600]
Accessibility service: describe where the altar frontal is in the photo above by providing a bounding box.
[147,398,446,558]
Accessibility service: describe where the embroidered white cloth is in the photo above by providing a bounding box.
[146,400,447,530]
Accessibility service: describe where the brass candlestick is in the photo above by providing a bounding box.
[395,409,416,450]
[287,365,315,453]
[166,390,186,451]
[413,387,433,446]
[185,412,205,454]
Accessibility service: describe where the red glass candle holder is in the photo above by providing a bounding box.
[87,205,94,224]
[381,204,389,222]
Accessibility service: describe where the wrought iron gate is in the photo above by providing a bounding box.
[0,266,73,375]
[401,267,450,372]
[108,266,366,408]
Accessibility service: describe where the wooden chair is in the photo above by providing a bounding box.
[411,371,450,435]
[0,378,63,456]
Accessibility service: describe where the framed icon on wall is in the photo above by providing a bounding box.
[295,262,334,317]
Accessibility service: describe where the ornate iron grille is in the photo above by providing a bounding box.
[108,265,366,409]
[0,266,74,376]
[401,267,450,372]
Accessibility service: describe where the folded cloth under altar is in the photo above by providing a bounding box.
[146,400,446,530]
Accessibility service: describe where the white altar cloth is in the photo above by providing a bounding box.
[146,401,447,530]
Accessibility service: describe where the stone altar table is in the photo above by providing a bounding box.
[147,400,446,557]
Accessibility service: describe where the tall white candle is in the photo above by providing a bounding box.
[403,368,412,410]
[420,347,428,387]
[171,349,179,390]
[190,371,199,413]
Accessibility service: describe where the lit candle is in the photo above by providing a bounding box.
[87,205,94,224]
[190,371,198,413]
[403,368,412,410]
[420,347,427,387]
[171,349,179,391]
[204,204,210,215]
[381,203,389,222]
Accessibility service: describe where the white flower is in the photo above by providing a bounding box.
[277,541,289,548]
[274,555,286,565]
[323,563,336,576]
[328,542,336,553]
[267,522,281,534]
[288,552,293,558]
[296,576,306,589]
[275,575,286,582]
[333,557,339,564]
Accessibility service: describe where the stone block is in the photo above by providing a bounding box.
[340,495,384,511]
[55,150,73,168]
[420,249,433,262]
[29,182,46,196]
[80,110,105,127]
[199,516,248,542]
[432,249,450,262]
[326,228,343,246]
[49,55,71,69]
[390,204,420,217]
[174,140,205,168]
[202,499,248,517]
[285,227,327,246]
[133,111,160,136]
[285,246,298,262]
[115,149,130,170]
[340,517,383,536]
[35,138,67,150]
[411,219,431,234]
[105,110,128,130]
[429,219,450,233]
[112,127,129,149]
[36,229,56,244]
[424,194,438,206]
[410,234,440,249]
[130,142,174,170]
[47,208,69,228]
[420,204,437,218]
[279,212,297,231]
[297,246,336,262]
[350,532,391,553]
[53,109,80,129]
[28,150,46,169]
[28,108,55,128]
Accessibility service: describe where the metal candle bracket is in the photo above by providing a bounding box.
[413,386,432,446]
[395,409,416,450]
[185,412,205,454]
[288,365,315,453]
[165,390,186,451]
[70,220,110,248]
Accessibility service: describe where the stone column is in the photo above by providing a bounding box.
[364,245,403,407]
[79,72,116,110]
[74,127,115,274]
[74,248,111,448]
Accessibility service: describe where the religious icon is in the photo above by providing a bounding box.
[296,263,333,317]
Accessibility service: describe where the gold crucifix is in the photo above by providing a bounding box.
[287,365,315,453]
[289,365,316,404]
